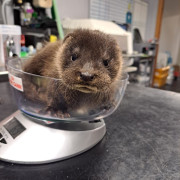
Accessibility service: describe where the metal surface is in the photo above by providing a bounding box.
[0,110,106,164]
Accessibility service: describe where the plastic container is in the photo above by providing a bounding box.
[154,66,170,76]
[153,66,170,87]
[0,25,21,66]
[7,58,128,122]
[153,74,168,87]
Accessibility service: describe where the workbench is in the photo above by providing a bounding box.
[0,82,180,180]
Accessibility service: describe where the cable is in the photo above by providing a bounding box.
[2,0,11,24]
[52,0,64,39]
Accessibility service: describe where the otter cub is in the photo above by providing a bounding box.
[23,29,123,117]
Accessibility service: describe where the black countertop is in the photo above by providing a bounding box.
[0,82,180,180]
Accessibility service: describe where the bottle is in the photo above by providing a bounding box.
[166,51,174,85]
[21,2,34,26]
[126,2,132,31]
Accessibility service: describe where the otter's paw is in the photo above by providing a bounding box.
[55,111,70,118]
[103,101,116,111]
[39,107,70,119]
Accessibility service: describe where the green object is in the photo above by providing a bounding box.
[32,12,38,19]
[51,5,55,20]
[52,0,64,39]
[20,51,28,58]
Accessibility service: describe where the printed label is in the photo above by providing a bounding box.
[8,73,23,92]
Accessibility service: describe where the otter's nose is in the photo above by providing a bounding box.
[80,72,94,81]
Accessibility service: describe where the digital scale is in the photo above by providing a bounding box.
[0,110,106,164]
[0,58,127,164]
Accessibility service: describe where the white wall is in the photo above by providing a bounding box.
[159,0,180,65]
[57,0,90,20]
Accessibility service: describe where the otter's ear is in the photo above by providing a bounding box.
[63,33,74,43]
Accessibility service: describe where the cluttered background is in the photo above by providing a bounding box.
[0,0,179,92]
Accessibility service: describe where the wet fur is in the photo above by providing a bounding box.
[23,29,123,115]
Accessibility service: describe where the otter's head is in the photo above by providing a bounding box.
[56,29,123,93]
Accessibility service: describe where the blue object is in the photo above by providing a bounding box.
[166,51,173,65]
[126,11,132,24]
[21,46,28,52]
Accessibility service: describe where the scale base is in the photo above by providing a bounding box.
[0,111,106,164]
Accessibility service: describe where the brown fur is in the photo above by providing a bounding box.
[23,29,123,115]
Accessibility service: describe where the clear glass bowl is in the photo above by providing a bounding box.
[7,58,128,122]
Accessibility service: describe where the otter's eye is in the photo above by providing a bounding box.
[103,60,109,67]
[71,54,78,61]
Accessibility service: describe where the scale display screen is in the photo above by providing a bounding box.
[4,117,26,139]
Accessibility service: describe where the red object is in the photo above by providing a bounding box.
[21,35,25,46]
[174,65,180,77]
[174,71,180,77]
